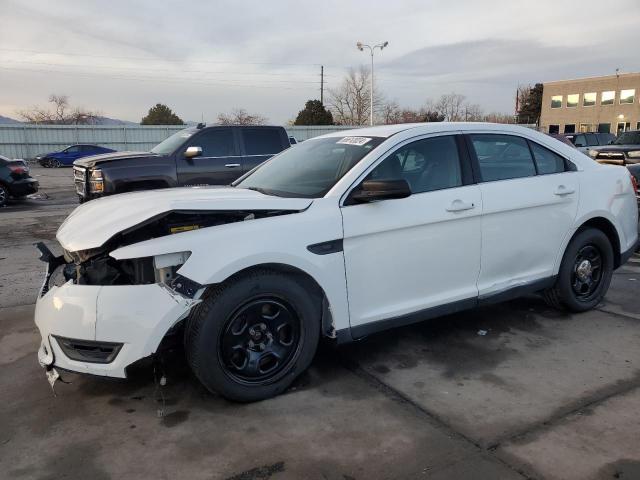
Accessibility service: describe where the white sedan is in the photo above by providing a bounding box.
[35,123,638,401]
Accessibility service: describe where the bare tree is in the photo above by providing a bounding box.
[17,94,100,124]
[434,93,468,121]
[217,108,267,125]
[328,66,384,125]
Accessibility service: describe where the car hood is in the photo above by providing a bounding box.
[73,151,159,168]
[57,186,313,252]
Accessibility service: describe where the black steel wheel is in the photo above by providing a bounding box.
[0,185,8,207]
[544,227,613,312]
[219,297,302,385]
[185,269,320,402]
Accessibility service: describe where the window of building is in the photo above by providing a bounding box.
[579,124,592,133]
[529,142,567,175]
[566,94,579,108]
[548,125,560,134]
[550,95,563,108]
[601,91,615,105]
[470,134,536,182]
[583,92,596,107]
[597,123,611,133]
[564,124,576,134]
[617,122,630,134]
[620,89,635,104]
[369,136,462,194]
[637,122,640,130]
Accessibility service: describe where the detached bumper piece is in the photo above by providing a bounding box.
[53,336,123,364]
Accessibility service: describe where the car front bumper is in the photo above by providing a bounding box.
[35,281,198,378]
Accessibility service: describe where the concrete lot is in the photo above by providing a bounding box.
[1,166,639,479]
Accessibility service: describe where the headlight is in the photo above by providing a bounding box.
[588,150,598,158]
[88,169,104,193]
[627,150,640,158]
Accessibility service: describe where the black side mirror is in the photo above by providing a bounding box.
[350,179,411,203]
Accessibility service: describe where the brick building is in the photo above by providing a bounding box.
[540,72,640,135]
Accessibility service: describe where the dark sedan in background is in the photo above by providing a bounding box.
[36,144,115,167]
[0,154,39,207]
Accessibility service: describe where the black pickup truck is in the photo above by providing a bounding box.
[73,124,290,202]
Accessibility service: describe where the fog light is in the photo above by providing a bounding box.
[53,335,123,364]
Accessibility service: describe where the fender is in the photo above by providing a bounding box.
[110,198,351,332]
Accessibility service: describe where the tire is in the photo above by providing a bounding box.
[184,269,321,402]
[51,159,61,168]
[0,184,8,207]
[543,228,614,312]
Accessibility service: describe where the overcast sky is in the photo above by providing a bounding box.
[1,0,639,124]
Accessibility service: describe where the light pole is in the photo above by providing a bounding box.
[357,41,388,126]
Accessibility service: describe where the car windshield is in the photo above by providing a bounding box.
[235,136,385,198]
[614,131,640,145]
[151,128,195,154]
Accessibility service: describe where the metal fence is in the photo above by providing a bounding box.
[0,124,356,159]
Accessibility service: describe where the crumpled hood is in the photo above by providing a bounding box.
[57,187,313,252]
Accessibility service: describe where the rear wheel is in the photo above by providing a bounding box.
[543,228,613,312]
[50,159,61,168]
[185,269,320,402]
[0,185,8,207]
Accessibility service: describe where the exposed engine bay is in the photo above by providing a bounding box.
[38,209,294,292]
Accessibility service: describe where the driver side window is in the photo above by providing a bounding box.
[367,135,463,194]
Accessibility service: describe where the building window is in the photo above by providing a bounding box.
[597,123,611,134]
[583,92,596,107]
[564,124,576,134]
[548,125,559,134]
[617,122,630,134]
[601,91,615,105]
[566,94,579,108]
[551,95,563,108]
[579,124,592,133]
[620,89,635,104]
[637,122,640,130]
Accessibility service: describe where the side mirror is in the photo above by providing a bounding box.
[350,179,411,203]
[185,146,202,158]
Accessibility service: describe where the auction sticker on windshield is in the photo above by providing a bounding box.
[337,137,372,146]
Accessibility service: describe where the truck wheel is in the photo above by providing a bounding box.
[543,228,613,312]
[185,269,320,402]
[0,185,8,207]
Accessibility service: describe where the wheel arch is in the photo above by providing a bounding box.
[574,216,622,268]
[212,262,337,339]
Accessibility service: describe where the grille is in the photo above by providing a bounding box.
[596,152,625,160]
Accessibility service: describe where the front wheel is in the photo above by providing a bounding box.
[543,228,614,312]
[184,270,320,402]
[0,185,8,207]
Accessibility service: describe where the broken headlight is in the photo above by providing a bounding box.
[153,251,191,284]
[88,169,104,193]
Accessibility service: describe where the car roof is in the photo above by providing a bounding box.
[318,122,543,139]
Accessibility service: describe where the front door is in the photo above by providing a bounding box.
[341,134,482,330]
[467,133,579,297]
[176,127,242,186]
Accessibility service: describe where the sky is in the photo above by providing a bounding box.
[1,0,639,124]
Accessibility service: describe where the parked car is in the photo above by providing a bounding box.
[548,134,576,148]
[35,123,638,401]
[72,124,290,202]
[563,132,616,155]
[0,154,39,206]
[36,144,115,168]
[588,130,640,164]
[289,136,298,145]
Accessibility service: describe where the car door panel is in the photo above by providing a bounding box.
[468,134,580,297]
[340,134,482,329]
[176,127,242,186]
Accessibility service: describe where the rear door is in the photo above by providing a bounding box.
[239,127,289,173]
[467,133,579,297]
[176,127,241,186]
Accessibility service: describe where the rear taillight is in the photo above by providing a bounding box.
[631,173,638,195]
[8,165,27,174]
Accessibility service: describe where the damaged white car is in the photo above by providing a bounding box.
[35,123,639,401]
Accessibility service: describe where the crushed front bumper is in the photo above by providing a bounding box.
[35,281,198,378]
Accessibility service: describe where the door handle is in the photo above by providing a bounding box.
[554,185,575,196]
[446,200,475,212]
[225,163,241,168]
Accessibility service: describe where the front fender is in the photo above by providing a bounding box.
[110,198,351,332]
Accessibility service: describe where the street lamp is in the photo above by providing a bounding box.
[357,41,389,126]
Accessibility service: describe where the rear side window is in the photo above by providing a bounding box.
[243,128,284,155]
[585,135,599,147]
[190,129,235,157]
[529,142,566,175]
[470,134,536,182]
[573,134,587,147]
